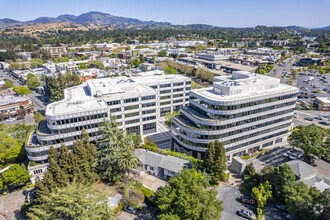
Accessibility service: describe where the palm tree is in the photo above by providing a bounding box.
[118,151,138,181]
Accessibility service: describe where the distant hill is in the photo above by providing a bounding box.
[0,11,328,32]
[0,11,170,28]
[312,26,330,31]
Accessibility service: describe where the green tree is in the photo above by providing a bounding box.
[156,169,223,220]
[45,72,81,102]
[132,59,140,66]
[27,181,114,220]
[88,60,105,70]
[4,80,13,89]
[33,112,46,124]
[288,124,329,164]
[1,164,30,188]
[205,140,228,183]
[118,151,138,180]
[164,66,178,74]
[109,53,117,58]
[165,111,180,126]
[13,86,31,95]
[251,181,272,218]
[268,163,296,203]
[94,117,134,182]
[40,74,46,82]
[158,50,167,57]
[26,75,41,90]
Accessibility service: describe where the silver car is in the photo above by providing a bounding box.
[238,209,256,220]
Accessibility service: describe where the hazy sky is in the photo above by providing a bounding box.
[1,0,329,27]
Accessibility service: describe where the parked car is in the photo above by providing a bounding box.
[283,150,294,158]
[289,152,302,160]
[6,118,15,123]
[305,117,314,121]
[293,113,299,118]
[123,206,137,214]
[17,116,25,120]
[319,121,329,126]
[237,209,256,220]
[286,214,296,220]
[276,204,286,211]
[239,196,256,205]
[315,116,323,120]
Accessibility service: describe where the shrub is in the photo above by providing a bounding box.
[134,182,155,202]
[22,186,27,189]
[114,202,123,214]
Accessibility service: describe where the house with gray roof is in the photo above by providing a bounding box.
[134,149,190,180]
[287,160,330,192]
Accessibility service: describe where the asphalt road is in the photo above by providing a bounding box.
[267,55,300,83]
[293,110,330,128]
[0,70,47,112]
[216,184,285,220]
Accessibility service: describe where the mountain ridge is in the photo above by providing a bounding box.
[0,11,328,30]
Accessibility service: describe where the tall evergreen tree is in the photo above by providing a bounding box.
[94,117,134,182]
[48,157,68,187]
[48,146,58,162]
[205,140,227,182]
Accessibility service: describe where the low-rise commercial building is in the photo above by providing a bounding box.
[0,94,33,121]
[315,97,330,111]
[171,71,298,161]
[25,74,191,162]
[134,148,190,180]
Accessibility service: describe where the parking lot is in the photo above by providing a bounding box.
[216,184,285,220]
[247,146,302,172]
[295,72,330,109]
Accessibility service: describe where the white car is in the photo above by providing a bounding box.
[6,118,16,123]
[293,113,299,118]
[289,152,302,160]
[238,209,256,220]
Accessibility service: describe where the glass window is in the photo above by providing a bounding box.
[125,112,140,118]
[160,83,171,88]
[160,89,171,94]
[124,97,139,103]
[142,102,156,108]
[107,100,120,106]
[142,95,156,101]
[124,105,139,111]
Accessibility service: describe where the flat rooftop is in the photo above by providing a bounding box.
[191,71,298,101]
[0,94,29,106]
[45,75,190,117]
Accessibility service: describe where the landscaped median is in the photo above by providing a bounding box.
[241,148,270,160]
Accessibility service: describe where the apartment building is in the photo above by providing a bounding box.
[171,71,298,161]
[25,74,191,162]
[40,46,67,58]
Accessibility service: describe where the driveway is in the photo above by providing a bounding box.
[139,173,167,192]
[216,184,254,220]
[0,189,33,220]
[216,184,285,220]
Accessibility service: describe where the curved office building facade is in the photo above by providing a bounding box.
[171,71,298,161]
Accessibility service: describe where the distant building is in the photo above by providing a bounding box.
[129,39,139,45]
[299,57,322,67]
[0,94,33,121]
[55,62,78,73]
[134,148,190,180]
[315,97,330,111]
[40,46,67,58]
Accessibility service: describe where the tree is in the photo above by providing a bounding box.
[164,66,178,74]
[94,117,134,182]
[109,53,117,58]
[165,111,180,126]
[4,80,13,89]
[251,181,272,218]
[205,140,228,183]
[1,164,30,188]
[288,124,329,164]
[132,59,140,66]
[26,75,41,90]
[158,50,167,57]
[34,112,46,124]
[118,151,138,180]
[40,74,46,82]
[88,60,105,69]
[156,169,223,220]
[45,72,81,102]
[13,86,31,95]
[268,163,296,203]
[125,46,131,51]
[27,181,114,220]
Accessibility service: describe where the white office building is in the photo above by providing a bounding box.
[171,71,298,161]
[25,75,191,162]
